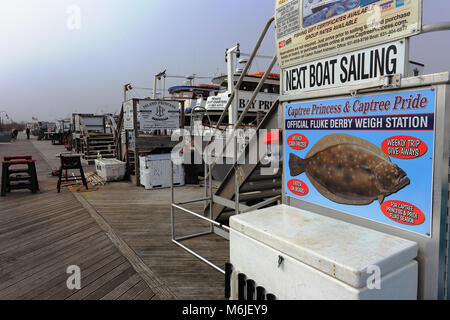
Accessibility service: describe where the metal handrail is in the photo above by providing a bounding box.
[170,15,278,274]
[207,16,276,179]
[422,22,450,34]
[212,16,275,137]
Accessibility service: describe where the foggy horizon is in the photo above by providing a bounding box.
[1,0,449,123]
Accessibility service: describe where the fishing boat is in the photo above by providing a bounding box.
[204,65,280,125]
[197,46,280,180]
[204,72,279,121]
[168,84,220,113]
[166,45,280,181]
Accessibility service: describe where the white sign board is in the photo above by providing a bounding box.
[74,114,80,131]
[283,40,406,94]
[138,100,179,130]
[275,0,422,69]
[205,91,278,112]
[123,101,134,130]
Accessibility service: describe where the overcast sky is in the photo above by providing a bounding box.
[1,0,449,122]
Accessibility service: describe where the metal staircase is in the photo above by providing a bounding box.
[207,99,281,224]
[170,16,279,273]
[78,116,116,163]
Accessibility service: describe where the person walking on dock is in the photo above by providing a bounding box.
[26,127,30,140]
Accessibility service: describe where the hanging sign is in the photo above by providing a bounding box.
[275,0,422,69]
[284,88,435,237]
[123,101,134,130]
[138,100,179,130]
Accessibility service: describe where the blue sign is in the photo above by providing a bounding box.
[284,89,436,237]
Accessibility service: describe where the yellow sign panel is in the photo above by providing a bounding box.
[275,0,422,68]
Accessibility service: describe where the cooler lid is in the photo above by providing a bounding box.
[230,204,418,288]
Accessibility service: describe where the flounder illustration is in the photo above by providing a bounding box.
[289,134,410,205]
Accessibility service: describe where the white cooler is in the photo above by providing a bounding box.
[229,204,418,300]
[95,159,126,182]
[139,154,184,189]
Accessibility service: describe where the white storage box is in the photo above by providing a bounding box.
[229,204,418,300]
[95,159,126,182]
[139,155,147,186]
[139,154,184,189]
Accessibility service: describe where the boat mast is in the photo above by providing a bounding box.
[226,44,240,125]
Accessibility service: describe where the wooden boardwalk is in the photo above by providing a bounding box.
[0,135,167,300]
[0,134,227,300]
[79,183,229,300]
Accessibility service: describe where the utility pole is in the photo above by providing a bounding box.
[0,111,10,132]
[226,43,240,125]
[124,83,132,102]
[153,70,166,99]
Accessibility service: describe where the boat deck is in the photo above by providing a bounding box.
[0,134,227,300]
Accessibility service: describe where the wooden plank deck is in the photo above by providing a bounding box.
[78,184,229,300]
[0,134,165,300]
[1,134,227,300]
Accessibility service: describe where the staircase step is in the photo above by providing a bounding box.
[7,169,31,174]
[240,179,281,193]
[8,175,32,182]
[247,169,281,182]
[237,189,281,202]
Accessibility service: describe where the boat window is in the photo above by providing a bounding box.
[179,91,194,99]
[260,83,280,94]
[239,81,257,91]
[225,79,280,94]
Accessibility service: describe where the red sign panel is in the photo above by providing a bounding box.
[381,136,427,159]
[381,200,425,226]
[287,179,309,196]
[287,134,308,150]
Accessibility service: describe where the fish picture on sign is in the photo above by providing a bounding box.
[303,0,360,27]
[289,134,410,205]
[284,89,436,237]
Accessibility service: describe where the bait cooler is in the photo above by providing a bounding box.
[95,159,126,182]
[229,205,418,300]
[139,154,184,189]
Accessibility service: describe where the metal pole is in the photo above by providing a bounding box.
[210,55,278,175]
[212,16,275,137]
[209,163,213,232]
[170,159,175,240]
[421,22,450,34]
[172,239,225,274]
[171,204,230,231]
[204,159,208,211]
[234,133,239,215]
[233,56,277,131]
[153,76,157,99]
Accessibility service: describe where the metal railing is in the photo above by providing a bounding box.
[170,15,277,273]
